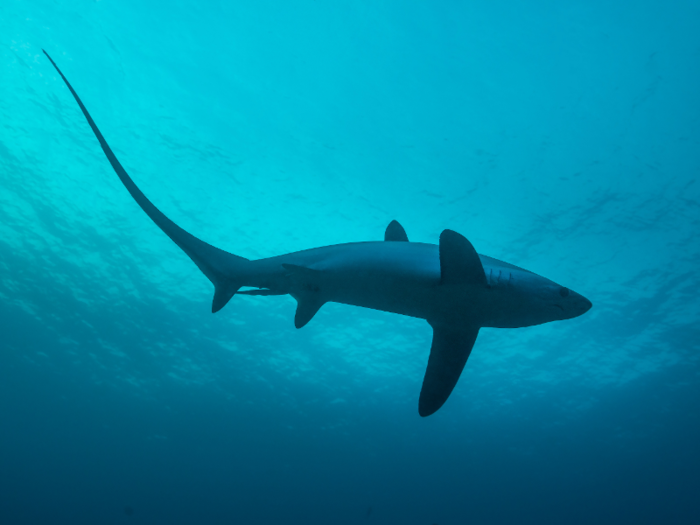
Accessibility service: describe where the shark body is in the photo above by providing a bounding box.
[44,51,592,416]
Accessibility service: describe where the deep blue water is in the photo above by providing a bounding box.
[1,1,699,524]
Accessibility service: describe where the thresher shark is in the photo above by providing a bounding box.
[44,51,592,416]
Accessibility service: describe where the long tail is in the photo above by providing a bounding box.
[43,50,250,312]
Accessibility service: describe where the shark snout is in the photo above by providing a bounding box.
[552,290,591,320]
[581,296,593,313]
[571,292,592,317]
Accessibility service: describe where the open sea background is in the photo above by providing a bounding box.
[1,1,699,524]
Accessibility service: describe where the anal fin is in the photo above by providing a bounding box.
[237,288,287,296]
[419,323,479,417]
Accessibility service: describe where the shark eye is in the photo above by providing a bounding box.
[559,287,570,298]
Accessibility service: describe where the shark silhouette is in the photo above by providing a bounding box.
[44,51,592,416]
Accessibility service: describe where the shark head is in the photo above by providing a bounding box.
[536,279,592,321]
[480,264,592,328]
[508,270,592,326]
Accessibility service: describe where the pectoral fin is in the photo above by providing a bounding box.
[419,323,479,417]
[439,229,486,286]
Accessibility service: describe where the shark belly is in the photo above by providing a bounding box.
[243,242,526,325]
[245,242,443,320]
[327,268,440,320]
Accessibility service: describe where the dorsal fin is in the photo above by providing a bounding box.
[384,220,409,242]
[419,322,479,416]
[439,230,486,286]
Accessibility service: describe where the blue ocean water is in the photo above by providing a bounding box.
[1,1,699,523]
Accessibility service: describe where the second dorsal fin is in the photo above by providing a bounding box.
[384,220,409,242]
